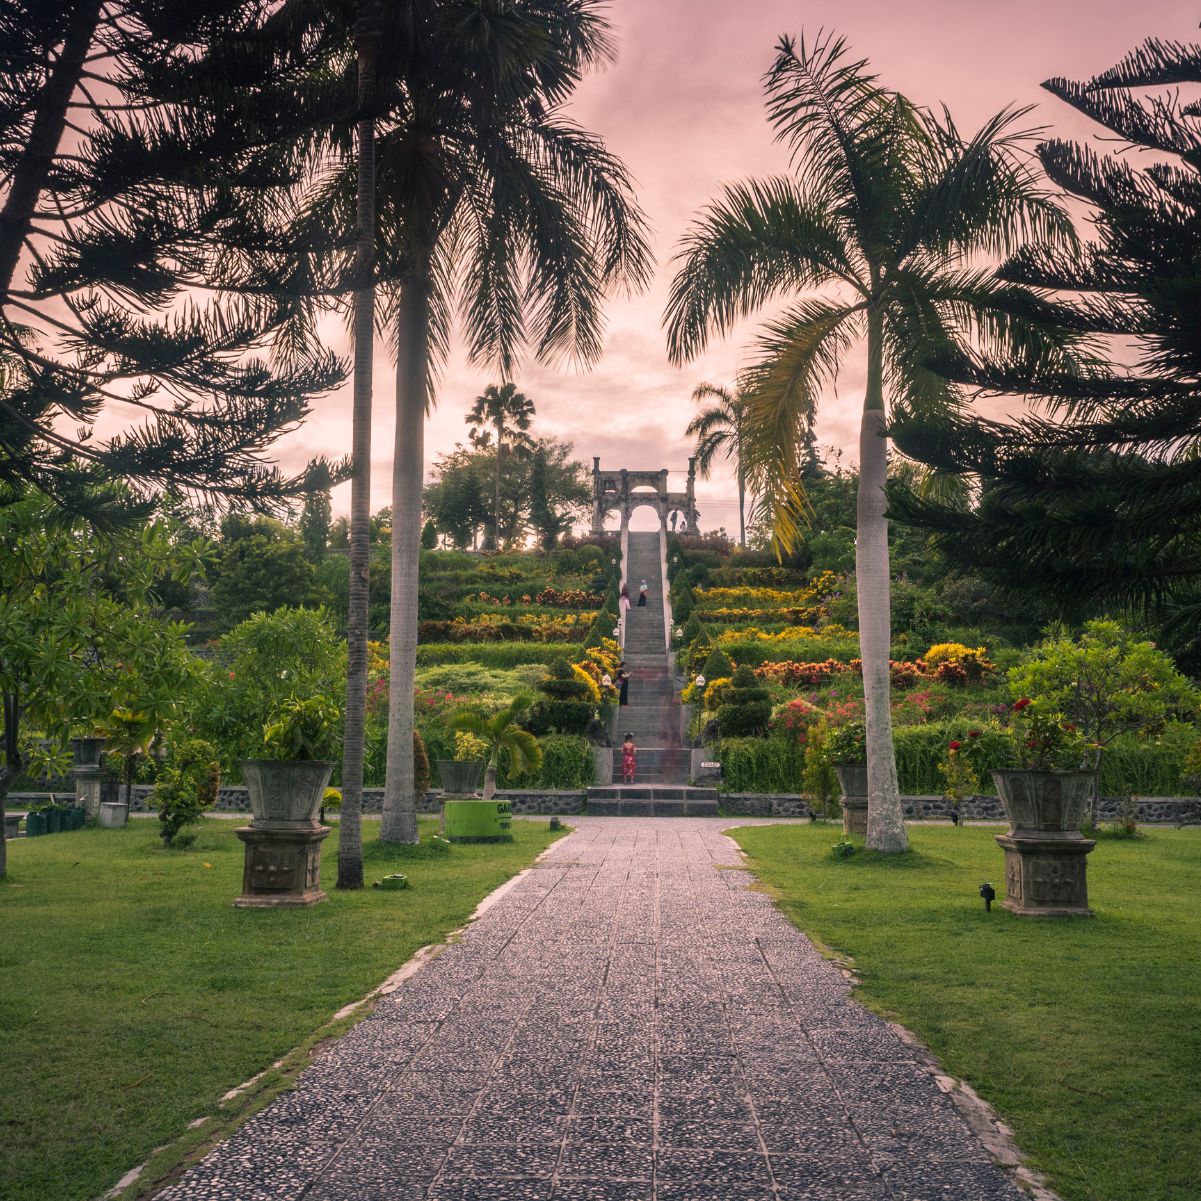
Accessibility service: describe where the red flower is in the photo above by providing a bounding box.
[967,729,982,739]
[1012,697,1032,712]
[948,740,962,751]
[228,671,235,679]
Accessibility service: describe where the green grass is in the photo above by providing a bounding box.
[0,816,563,1201]
[729,823,1201,1201]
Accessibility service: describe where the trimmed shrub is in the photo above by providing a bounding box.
[539,658,590,700]
[701,645,734,680]
[716,738,806,793]
[152,738,220,848]
[716,665,772,738]
[415,643,582,667]
[524,699,592,736]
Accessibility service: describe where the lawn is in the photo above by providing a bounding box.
[0,816,564,1201]
[729,822,1201,1201]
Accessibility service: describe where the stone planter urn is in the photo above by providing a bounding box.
[835,761,868,836]
[992,769,1096,917]
[71,736,106,767]
[438,759,484,797]
[234,760,334,908]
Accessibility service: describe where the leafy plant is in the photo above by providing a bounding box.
[261,696,342,762]
[1005,698,1088,771]
[451,695,542,800]
[152,739,220,849]
[825,720,867,764]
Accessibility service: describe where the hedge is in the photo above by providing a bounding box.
[714,723,1196,796]
[415,642,582,667]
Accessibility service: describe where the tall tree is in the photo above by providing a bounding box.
[0,1,344,513]
[664,32,1071,852]
[889,35,1201,649]
[468,383,535,549]
[687,383,750,548]
[364,1,649,843]
[337,1,384,890]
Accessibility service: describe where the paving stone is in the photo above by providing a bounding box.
[559,1139,654,1180]
[147,819,1030,1201]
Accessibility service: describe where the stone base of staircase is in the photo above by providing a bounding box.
[586,785,719,817]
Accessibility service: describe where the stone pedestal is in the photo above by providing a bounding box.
[841,797,868,836]
[592,746,613,786]
[995,832,1095,917]
[233,824,330,908]
[836,762,868,836]
[690,748,721,786]
[98,801,128,828]
[75,768,104,819]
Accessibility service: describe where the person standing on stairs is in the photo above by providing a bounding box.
[618,584,631,643]
[622,733,637,784]
[638,579,648,606]
[616,662,630,707]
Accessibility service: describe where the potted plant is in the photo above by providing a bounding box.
[241,695,341,828]
[992,698,1094,834]
[991,698,1097,917]
[451,696,543,801]
[69,734,105,769]
[438,730,487,797]
[826,720,867,797]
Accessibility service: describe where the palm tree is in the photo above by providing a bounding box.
[369,1,650,843]
[665,32,1072,852]
[452,696,543,799]
[687,383,749,548]
[468,383,536,550]
[337,1,384,890]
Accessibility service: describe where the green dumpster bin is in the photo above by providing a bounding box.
[443,799,513,843]
[44,808,62,834]
[25,811,46,837]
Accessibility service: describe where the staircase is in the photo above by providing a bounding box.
[587,530,718,817]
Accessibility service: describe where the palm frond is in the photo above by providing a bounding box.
[739,298,861,554]
[664,177,860,364]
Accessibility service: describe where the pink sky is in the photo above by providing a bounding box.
[284,0,1195,531]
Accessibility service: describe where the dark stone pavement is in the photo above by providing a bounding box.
[152,819,1026,1201]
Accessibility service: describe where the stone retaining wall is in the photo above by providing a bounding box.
[12,787,1201,825]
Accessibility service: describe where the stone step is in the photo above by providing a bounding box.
[585,784,720,817]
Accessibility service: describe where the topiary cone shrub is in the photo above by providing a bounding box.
[527,657,592,735]
[716,664,772,737]
[701,644,734,681]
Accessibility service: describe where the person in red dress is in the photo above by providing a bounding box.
[621,733,637,784]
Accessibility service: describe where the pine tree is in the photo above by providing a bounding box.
[0,1,345,514]
[891,36,1201,630]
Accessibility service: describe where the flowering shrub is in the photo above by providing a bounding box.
[703,676,733,710]
[924,642,995,681]
[756,659,848,687]
[1006,697,1089,770]
[535,586,603,608]
[717,622,855,644]
[571,663,601,704]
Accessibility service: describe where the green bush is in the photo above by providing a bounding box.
[524,699,592,736]
[716,665,772,738]
[716,634,860,666]
[715,738,806,792]
[538,658,590,700]
[502,733,594,789]
[152,738,220,848]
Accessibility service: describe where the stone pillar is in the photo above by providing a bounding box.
[71,737,106,819]
[590,457,604,534]
[836,762,868,836]
[686,457,698,533]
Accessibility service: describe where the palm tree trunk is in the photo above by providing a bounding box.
[337,8,381,887]
[381,269,430,844]
[483,756,498,800]
[0,0,103,293]
[493,418,503,550]
[858,307,907,853]
[737,464,746,549]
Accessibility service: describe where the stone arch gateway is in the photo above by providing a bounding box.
[589,457,700,534]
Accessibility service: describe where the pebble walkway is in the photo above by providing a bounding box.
[154,819,1026,1201]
